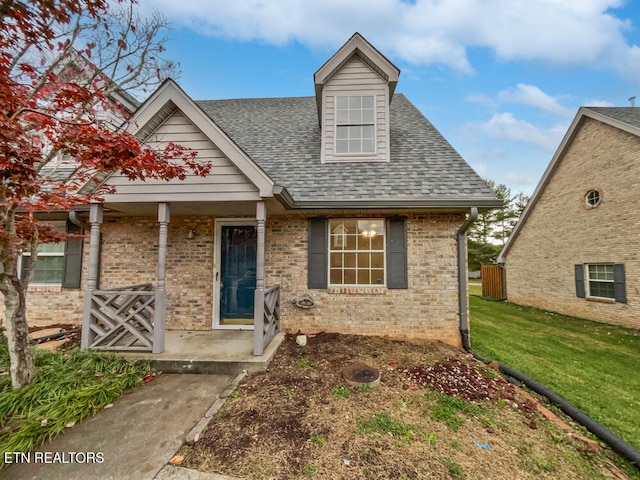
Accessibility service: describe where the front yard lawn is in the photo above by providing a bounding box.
[469,295,640,456]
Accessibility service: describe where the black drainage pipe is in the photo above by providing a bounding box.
[462,344,640,469]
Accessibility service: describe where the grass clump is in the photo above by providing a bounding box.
[443,459,466,479]
[295,357,315,369]
[330,385,350,400]
[430,392,488,431]
[356,412,419,442]
[0,334,151,467]
[308,433,327,448]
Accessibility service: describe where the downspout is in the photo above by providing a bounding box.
[69,210,90,231]
[457,207,477,351]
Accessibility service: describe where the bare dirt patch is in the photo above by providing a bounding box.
[182,333,625,479]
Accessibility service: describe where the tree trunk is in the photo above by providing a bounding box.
[0,279,35,389]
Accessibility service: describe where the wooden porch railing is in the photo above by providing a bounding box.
[254,284,281,356]
[86,283,157,351]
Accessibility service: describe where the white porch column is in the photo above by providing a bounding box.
[153,203,170,354]
[253,201,266,355]
[81,203,103,350]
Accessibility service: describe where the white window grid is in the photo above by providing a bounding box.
[587,263,614,299]
[335,95,375,154]
[329,219,385,286]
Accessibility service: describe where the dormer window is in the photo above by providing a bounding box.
[336,95,375,154]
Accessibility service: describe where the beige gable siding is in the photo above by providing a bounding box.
[505,117,640,329]
[103,110,260,202]
[322,56,389,163]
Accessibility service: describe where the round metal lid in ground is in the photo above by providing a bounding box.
[342,363,381,388]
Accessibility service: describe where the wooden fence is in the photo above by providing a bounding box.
[481,265,506,300]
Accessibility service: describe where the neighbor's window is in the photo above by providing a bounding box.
[585,189,602,208]
[587,264,614,299]
[335,95,375,154]
[329,219,384,286]
[20,222,65,284]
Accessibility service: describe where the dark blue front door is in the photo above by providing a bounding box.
[219,225,256,326]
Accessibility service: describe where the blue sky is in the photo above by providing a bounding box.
[138,0,640,196]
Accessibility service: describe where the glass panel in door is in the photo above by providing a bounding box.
[220,225,257,326]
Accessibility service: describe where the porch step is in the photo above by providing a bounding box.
[119,331,284,375]
[148,358,273,375]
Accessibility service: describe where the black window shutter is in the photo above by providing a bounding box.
[574,264,585,298]
[613,264,627,303]
[386,217,408,289]
[62,221,84,289]
[308,218,328,289]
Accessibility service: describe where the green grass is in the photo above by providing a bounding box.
[429,391,489,431]
[356,412,419,442]
[468,282,482,296]
[330,385,350,400]
[469,296,640,452]
[0,334,151,467]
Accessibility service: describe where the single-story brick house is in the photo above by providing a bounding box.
[498,106,640,330]
[18,33,500,354]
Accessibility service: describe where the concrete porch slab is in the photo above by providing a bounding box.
[119,330,285,375]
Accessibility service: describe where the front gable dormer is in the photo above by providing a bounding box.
[314,33,400,163]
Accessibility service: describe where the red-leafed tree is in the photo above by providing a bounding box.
[0,0,211,388]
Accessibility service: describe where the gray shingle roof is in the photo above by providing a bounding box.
[585,107,640,129]
[196,94,496,204]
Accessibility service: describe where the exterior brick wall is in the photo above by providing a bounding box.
[99,216,214,330]
[0,239,90,329]
[7,212,468,346]
[264,213,466,347]
[504,117,640,329]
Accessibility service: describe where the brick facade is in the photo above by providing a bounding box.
[504,117,640,329]
[265,213,465,346]
[13,212,467,346]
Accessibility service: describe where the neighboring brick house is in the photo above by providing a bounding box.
[498,107,640,330]
[21,33,500,354]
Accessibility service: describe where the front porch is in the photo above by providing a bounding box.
[119,330,285,374]
[80,201,281,358]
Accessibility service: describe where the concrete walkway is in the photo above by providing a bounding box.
[4,374,239,480]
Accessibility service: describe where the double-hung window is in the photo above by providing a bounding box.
[329,219,385,286]
[20,222,66,284]
[574,263,626,303]
[335,95,375,154]
[587,264,615,299]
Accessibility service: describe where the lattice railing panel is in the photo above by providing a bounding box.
[88,283,156,351]
[261,285,281,352]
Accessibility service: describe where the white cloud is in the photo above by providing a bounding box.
[497,84,574,118]
[584,99,617,107]
[141,0,640,82]
[470,163,489,177]
[471,112,568,151]
[466,94,498,109]
[506,171,538,187]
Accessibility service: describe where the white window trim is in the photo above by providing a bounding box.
[586,263,615,300]
[334,94,377,156]
[328,219,386,287]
